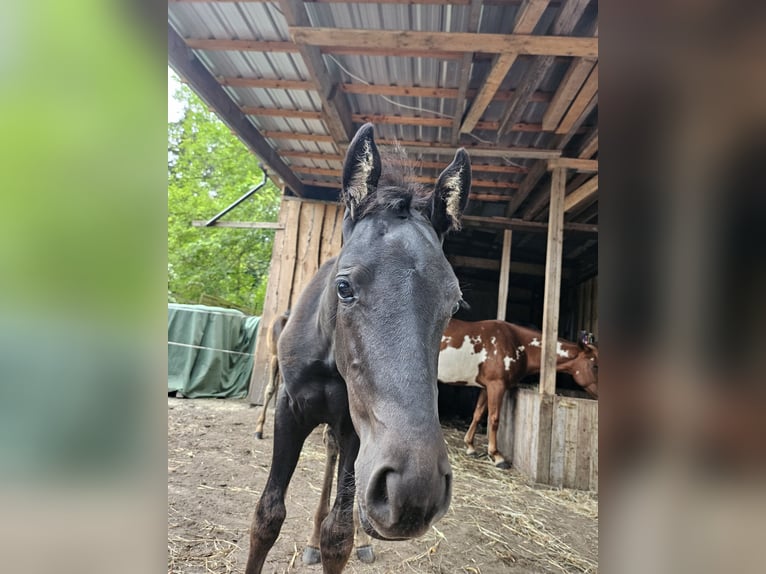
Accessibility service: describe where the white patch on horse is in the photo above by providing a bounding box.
[444,168,464,224]
[490,336,496,345]
[471,336,482,345]
[556,341,571,358]
[441,335,451,344]
[348,140,374,203]
[503,355,515,370]
[589,357,595,362]
[438,335,487,388]
[530,338,541,347]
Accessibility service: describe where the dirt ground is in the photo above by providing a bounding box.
[168,397,598,574]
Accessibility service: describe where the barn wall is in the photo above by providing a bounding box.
[497,388,598,491]
[574,275,598,341]
[247,197,344,404]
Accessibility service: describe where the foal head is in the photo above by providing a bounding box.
[569,342,599,398]
[332,124,470,540]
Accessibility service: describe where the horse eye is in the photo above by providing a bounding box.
[336,279,355,302]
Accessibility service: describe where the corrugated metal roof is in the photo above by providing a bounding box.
[168,0,598,221]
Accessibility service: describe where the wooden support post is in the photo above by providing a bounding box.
[539,166,566,396]
[496,229,512,320]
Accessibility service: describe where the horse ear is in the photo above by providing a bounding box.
[342,123,381,220]
[431,148,471,235]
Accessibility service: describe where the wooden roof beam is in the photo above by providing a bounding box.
[461,215,598,234]
[289,27,599,57]
[168,24,307,196]
[541,57,596,131]
[293,167,519,189]
[278,0,353,145]
[555,63,598,134]
[340,83,553,102]
[547,157,598,172]
[497,0,593,137]
[459,0,549,135]
[241,107,323,120]
[220,77,315,90]
[564,175,598,212]
[450,0,485,144]
[578,128,598,158]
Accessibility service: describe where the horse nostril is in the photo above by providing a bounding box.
[367,466,395,520]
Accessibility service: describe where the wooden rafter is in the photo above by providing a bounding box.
[497,0,593,137]
[220,78,314,90]
[555,64,598,134]
[461,215,598,234]
[340,83,553,102]
[547,158,598,172]
[578,129,598,158]
[459,0,549,134]
[564,175,598,212]
[185,38,298,52]
[542,57,596,131]
[293,166,520,189]
[278,0,353,144]
[289,28,599,58]
[504,159,547,217]
[241,107,323,120]
[450,0,484,144]
[281,151,528,173]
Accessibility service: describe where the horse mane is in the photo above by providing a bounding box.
[355,144,433,219]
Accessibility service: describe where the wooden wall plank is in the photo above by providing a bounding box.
[592,277,599,341]
[248,198,290,403]
[277,200,302,313]
[535,394,554,483]
[583,277,592,333]
[591,406,599,491]
[563,398,580,488]
[496,229,512,320]
[574,402,594,490]
[549,397,569,486]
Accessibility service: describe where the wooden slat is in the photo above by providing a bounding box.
[168,26,307,196]
[548,158,598,172]
[556,64,598,134]
[497,229,512,320]
[462,215,598,234]
[377,141,561,159]
[262,131,335,143]
[536,394,555,483]
[575,401,596,490]
[319,204,343,264]
[241,106,322,120]
[191,221,284,229]
[277,200,302,313]
[283,151,528,173]
[562,396,580,488]
[184,38,298,53]
[292,166,518,189]
[460,0,549,134]
[539,167,566,396]
[549,397,573,486]
[341,82,552,102]
[289,27,599,58]
[450,0,484,144]
[351,113,543,132]
[578,129,598,158]
[460,53,519,134]
[497,0,593,137]
[248,197,290,404]
[564,175,598,212]
[591,404,599,491]
[220,77,315,90]
[583,277,593,334]
[542,58,596,131]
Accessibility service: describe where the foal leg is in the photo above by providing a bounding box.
[254,356,279,439]
[319,428,360,574]
[485,383,510,469]
[302,425,338,565]
[354,504,375,563]
[245,393,313,574]
[464,389,488,456]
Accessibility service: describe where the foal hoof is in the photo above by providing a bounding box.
[494,460,511,470]
[254,431,263,440]
[356,545,376,564]
[302,546,321,565]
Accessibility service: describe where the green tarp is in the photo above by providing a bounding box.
[168,304,260,398]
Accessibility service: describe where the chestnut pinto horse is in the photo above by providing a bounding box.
[439,319,599,468]
[245,124,471,574]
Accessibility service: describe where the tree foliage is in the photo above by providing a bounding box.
[168,83,280,314]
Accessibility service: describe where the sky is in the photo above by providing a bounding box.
[168,67,185,123]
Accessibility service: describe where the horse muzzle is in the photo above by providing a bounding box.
[357,449,452,540]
